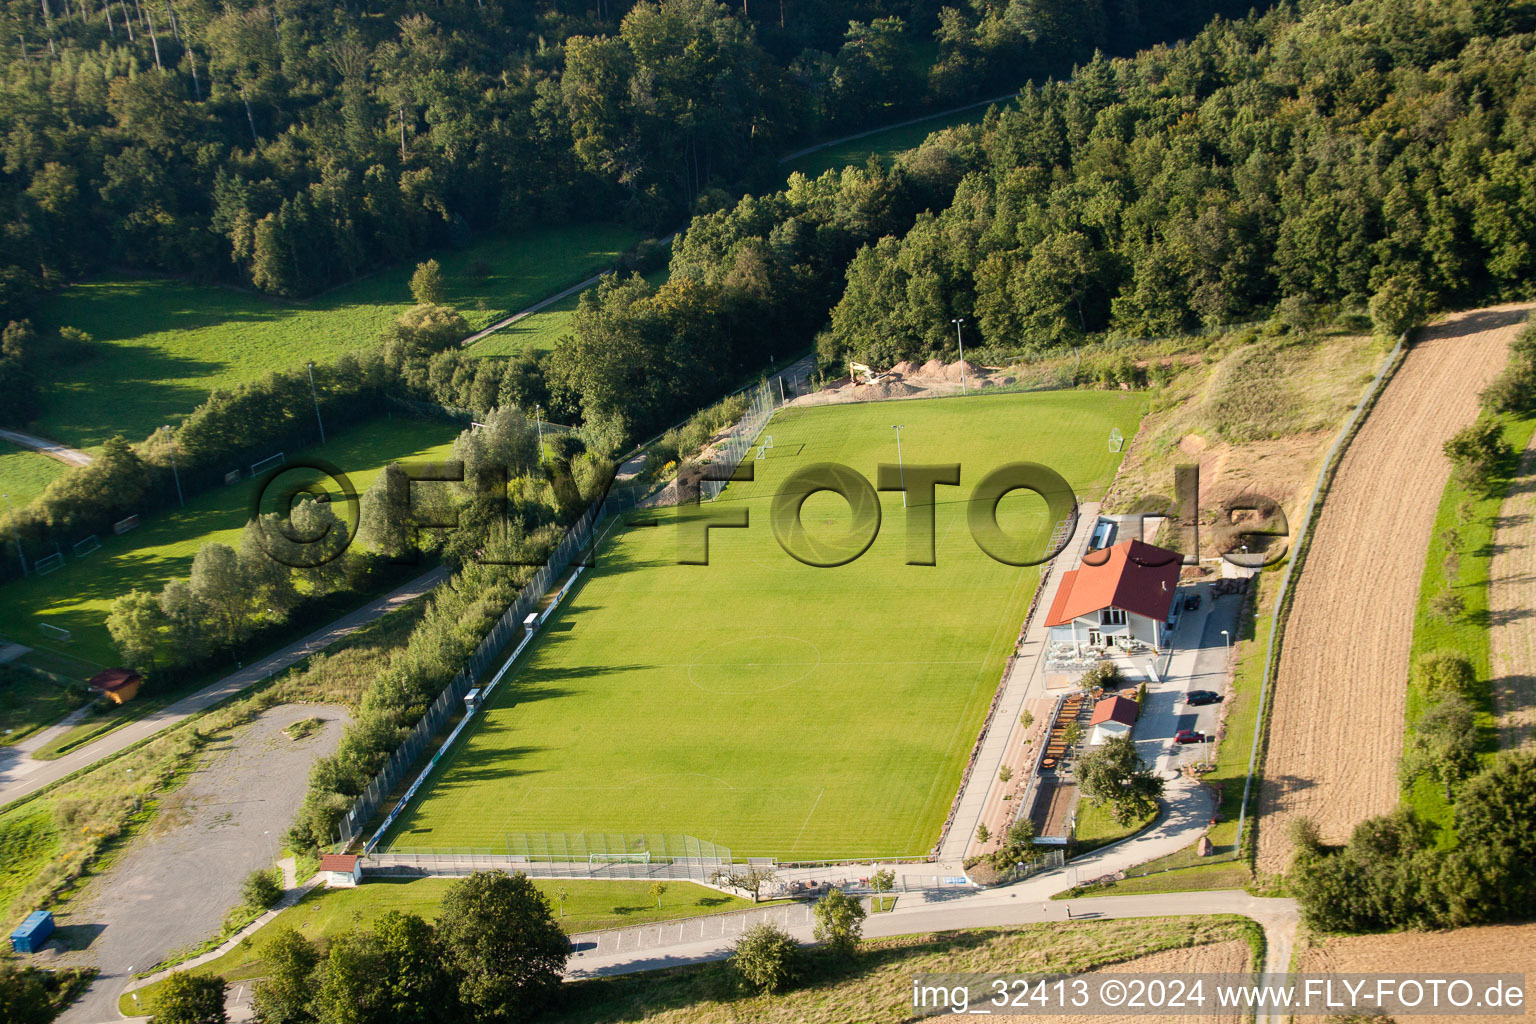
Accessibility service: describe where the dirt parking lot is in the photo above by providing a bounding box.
[54,703,347,1024]
[1256,304,1531,873]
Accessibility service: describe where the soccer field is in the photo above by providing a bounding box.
[384,390,1142,859]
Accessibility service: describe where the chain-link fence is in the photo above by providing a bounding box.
[366,832,732,882]
[701,377,776,502]
[336,486,637,847]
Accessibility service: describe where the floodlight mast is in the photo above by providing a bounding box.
[951,317,968,394]
[161,425,184,508]
[892,424,906,508]
[307,361,327,445]
[2,493,25,575]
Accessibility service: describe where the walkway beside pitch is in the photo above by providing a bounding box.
[937,501,1101,864]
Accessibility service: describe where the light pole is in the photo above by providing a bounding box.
[891,424,906,507]
[161,426,184,508]
[1220,629,1230,649]
[2,493,25,576]
[306,362,326,445]
[535,404,545,463]
[951,316,968,394]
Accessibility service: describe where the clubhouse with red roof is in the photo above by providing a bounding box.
[1044,538,1182,654]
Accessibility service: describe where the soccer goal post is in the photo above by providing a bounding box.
[589,852,651,865]
[1108,427,1125,452]
[39,623,72,643]
[113,515,141,535]
[34,553,65,576]
[251,452,286,476]
[73,535,101,558]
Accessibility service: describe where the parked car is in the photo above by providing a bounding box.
[1174,730,1207,744]
[1184,690,1223,706]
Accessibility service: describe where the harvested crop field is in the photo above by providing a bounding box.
[1256,304,1532,873]
[1489,432,1536,750]
[1297,921,1536,1024]
[1055,940,1251,1024]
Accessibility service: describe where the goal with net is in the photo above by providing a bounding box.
[1108,427,1124,452]
[113,515,141,535]
[589,851,651,865]
[73,535,101,558]
[755,434,775,459]
[39,623,72,643]
[34,553,65,576]
[251,452,286,476]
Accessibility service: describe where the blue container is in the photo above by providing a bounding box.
[10,910,54,954]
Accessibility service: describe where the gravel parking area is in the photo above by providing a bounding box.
[52,703,348,1024]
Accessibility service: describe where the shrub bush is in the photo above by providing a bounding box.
[241,868,283,910]
[731,923,800,994]
[1413,650,1479,701]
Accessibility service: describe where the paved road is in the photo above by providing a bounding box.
[460,235,676,349]
[1133,581,1241,778]
[0,566,445,809]
[776,90,1022,164]
[57,705,347,1024]
[0,426,92,465]
[566,886,1297,1012]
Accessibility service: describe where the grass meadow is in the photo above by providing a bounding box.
[32,223,638,450]
[0,416,460,667]
[467,267,669,359]
[384,390,1141,860]
[0,443,67,506]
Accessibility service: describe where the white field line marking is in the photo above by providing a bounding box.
[907,550,1035,853]
[789,788,826,854]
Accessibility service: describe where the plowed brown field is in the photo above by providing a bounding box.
[1489,432,1536,750]
[1053,940,1252,1024]
[1297,921,1536,1024]
[1256,305,1532,873]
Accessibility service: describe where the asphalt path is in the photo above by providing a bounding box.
[0,566,445,809]
[0,426,92,465]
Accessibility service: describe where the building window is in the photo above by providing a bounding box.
[1102,608,1126,626]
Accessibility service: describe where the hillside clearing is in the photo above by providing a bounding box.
[0,416,459,666]
[30,224,637,450]
[0,442,67,507]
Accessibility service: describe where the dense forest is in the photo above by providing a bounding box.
[821,0,1536,364]
[0,0,1253,325]
[540,0,1536,446]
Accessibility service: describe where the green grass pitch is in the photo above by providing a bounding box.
[383,390,1143,860]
